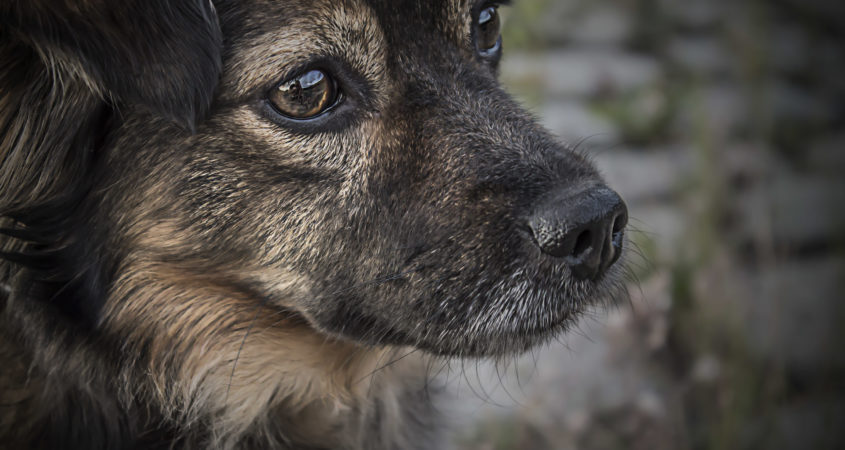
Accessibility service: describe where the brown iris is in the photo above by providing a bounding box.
[477,6,501,53]
[269,69,338,119]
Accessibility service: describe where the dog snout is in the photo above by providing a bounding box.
[527,186,628,280]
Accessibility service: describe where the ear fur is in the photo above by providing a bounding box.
[0,0,222,207]
[1,0,222,130]
[0,0,222,319]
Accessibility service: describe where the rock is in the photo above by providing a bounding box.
[501,50,662,99]
[690,354,721,384]
[734,175,845,249]
[694,257,844,372]
[806,133,845,175]
[675,83,748,139]
[742,258,845,371]
[533,0,581,46]
[776,0,845,19]
[539,101,619,147]
[592,148,692,203]
[770,81,835,127]
[720,142,789,187]
[769,24,810,75]
[568,7,634,47]
[769,400,845,450]
[635,389,665,418]
[741,396,845,450]
[576,405,678,450]
[767,81,838,153]
[668,37,732,77]
[812,38,845,96]
[663,0,726,31]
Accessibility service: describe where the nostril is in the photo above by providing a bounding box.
[611,211,628,244]
[571,229,592,258]
[607,208,628,269]
[612,213,626,234]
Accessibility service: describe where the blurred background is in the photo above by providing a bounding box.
[446,0,845,448]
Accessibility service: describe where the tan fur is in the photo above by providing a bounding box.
[102,221,428,448]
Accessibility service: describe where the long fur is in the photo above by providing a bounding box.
[1,0,626,448]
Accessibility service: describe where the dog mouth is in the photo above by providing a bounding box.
[295,229,629,358]
[414,250,628,357]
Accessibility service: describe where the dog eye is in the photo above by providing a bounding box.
[476,6,501,54]
[269,69,339,119]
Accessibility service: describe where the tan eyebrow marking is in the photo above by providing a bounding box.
[219,0,389,110]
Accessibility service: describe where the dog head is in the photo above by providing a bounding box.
[1,0,627,360]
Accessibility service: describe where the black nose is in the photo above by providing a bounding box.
[528,186,628,280]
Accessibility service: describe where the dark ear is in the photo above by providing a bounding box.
[0,1,221,323]
[1,0,222,129]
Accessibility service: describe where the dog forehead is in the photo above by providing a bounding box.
[220,0,471,41]
[364,0,474,44]
[217,0,389,99]
[216,0,475,99]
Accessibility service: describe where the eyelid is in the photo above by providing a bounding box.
[478,38,501,57]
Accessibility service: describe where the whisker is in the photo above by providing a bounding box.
[225,296,269,405]
[356,347,420,386]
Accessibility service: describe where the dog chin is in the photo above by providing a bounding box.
[286,248,626,359]
[413,262,626,357]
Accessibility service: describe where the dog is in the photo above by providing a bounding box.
[0,0,628,448]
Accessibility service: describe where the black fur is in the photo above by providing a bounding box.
[1,0,626,448]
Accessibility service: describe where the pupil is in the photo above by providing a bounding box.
[286,80,303,103]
